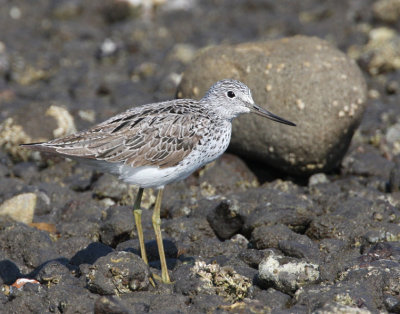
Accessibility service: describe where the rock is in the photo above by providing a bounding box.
[258,250,320,293]
[2,103,76,161]
[251,224,294,249]
[313,303,372,314]
[355,27,400,75]
[0,117,33,161]
[206,199,243,240]
[96,38,120,60]
[251,224,319,260]
[177,36,367,175]
[55,236,92,260]
[0,41,10,76]
[52,0,83,19]
[238,249,267,269]
[57,221,100,241]
[295,256,400,312]
[167,43,197,64]
[384,295,400,313]
[0,221,60,272]
[101,0,141,24]
[12,162,39,182]
[9,57,52,86]
[35,261,78,286]
[386,122,400,155]
[87,251,149,295]
[45,105,77,138]
[243,187,315,235]
[252,288,291,311]
[174,260,251,302]
[308,173,329,186]
[99,206,135,247]
[389,162,400,192]
[197,153,259,195]
[179,294,228,313]
[373,0,400,23]
[0,193,37,224]
[94,296,131,314]
[342,146,394,179]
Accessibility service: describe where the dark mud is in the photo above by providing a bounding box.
[1,0,400,313]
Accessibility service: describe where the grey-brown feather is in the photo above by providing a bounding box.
[25,99,214,169]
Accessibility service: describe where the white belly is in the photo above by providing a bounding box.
[118,124,232,189]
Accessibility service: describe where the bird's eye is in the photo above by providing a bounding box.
[227,91,235,98]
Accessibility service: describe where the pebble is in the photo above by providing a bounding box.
[373,0,400,23]
[258,250,320,293]
[0,193,37,224]
[87,251,150,295]
[358,27,400,75]
[206,199,243,240]
[308,173,329,186]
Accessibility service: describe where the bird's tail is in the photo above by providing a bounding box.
[19,143,56,153]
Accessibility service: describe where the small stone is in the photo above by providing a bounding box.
[386,123,400,143]
[99,206,135,247]
[35,261,77,286]
[258,250,320,293]
[94,296,130,314]
[313,303,372,314]
[389,163,400,192]
[238,249,266,268]
[45,105,77,138]
[384,295,400,312]
[206,199,243,240]
[373,0,400,23]
[52,0,83,19]
[96,38,119,60]
[386,80,400,94]
[251,224,293,249]
[252,288,291,311]
[342,146,394,179]
[191,260,251,302]
[0,221,60,270]
[87,251,149,295]
[308,173,329,186]
[0,193,37,224]
[359,27,400,75]
[101,1,138,24]
[167,43,196,64]
[0,118,33,160]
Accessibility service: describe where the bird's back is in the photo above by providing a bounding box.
[22,99,225,170]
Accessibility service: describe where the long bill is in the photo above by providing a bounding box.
[251,103,296,126]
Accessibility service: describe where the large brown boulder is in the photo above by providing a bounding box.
[177,36,367,175]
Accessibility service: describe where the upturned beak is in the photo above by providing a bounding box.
[251,103,296,126]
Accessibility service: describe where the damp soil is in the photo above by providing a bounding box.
[1,0,400,313]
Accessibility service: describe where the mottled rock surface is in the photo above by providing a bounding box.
[177,36,367,175]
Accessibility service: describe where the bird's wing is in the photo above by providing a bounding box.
[22,103,210,169]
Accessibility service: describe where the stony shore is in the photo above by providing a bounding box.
[1,0,400,313]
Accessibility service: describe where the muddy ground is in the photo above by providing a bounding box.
[1,0,400,313]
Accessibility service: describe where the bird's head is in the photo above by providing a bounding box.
[202,79,295,126]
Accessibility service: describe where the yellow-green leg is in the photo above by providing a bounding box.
[152,188,171,283]
[133,187,148,265]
